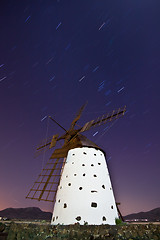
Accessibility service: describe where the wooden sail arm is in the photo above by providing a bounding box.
[54,106,126,152]
[49,134,59,148]
[36,116,68,151]
[49,116,67,132]
[80,106,126,133]
[70,102,88,129]
[37,134,61,151]
[38,158,60,201]
[90,107,125,127]
[37,142,51,151]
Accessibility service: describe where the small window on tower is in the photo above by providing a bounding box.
[102,185,105,189]
[102,216,106,221]
[82,164,85,166]
[76,216,81,221]
[91,164,94,167]
[58,199,60,203]
[111,205,113,209]
[91,202,97,208]
[74,174,77,176]
[83,173,86,176]
[79,187,83,190]
[72,153,75,156]
[94,153,96,156]
[68,183,71,186]
[98,163,101,165]
[83,152,87,155]
[64,203,67,208]
[93,174,97,177]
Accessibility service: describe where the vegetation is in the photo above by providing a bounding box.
[115,218,126,225]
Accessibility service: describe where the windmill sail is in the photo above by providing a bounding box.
[49,134,59,149]
[26,158,65,202]
[50,134,102,159]
[36,136,52,151]
[50,106,126,158]
[80,106,126,133]
[27,104,126,208]
[70,102,87,129]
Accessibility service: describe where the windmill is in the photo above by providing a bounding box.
[26,103,126,225]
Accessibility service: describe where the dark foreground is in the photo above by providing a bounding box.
[0,221,160,240]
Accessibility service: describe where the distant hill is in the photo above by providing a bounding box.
[124,208,160,222]
[0,207,159,222]
[0,207,52,220]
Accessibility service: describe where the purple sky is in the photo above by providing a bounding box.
[0,0,160,216]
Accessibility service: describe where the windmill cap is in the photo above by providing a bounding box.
[75,134,106,156]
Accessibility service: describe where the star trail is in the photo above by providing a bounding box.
[0,0,160,216]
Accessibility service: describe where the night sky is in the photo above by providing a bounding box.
[0,0,160,216]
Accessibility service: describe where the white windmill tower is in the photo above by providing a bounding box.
[26,104,126,225]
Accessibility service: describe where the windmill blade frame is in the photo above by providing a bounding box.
[36,136,52,151]
[26,158,65,202]
[26,103,126,212]
[70,102,88,129]
[80,106,126,133]
[49,106,126,154]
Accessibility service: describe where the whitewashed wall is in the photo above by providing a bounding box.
[51,147,119,225]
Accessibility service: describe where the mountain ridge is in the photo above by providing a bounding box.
[123,207,160,221]
[0,207,159,221]
[0,207,52,220]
